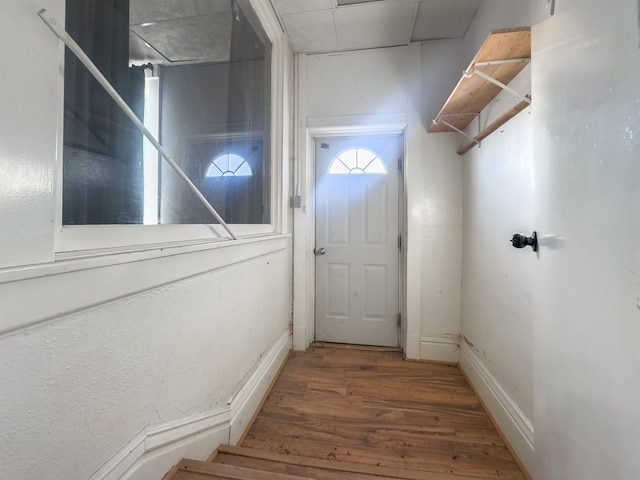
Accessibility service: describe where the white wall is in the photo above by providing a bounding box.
[294,44,463,360]
[0,2,293,480]
[461,1,640,479]
[532,0,640,478]
[420,40,465,362]
[457,0,535,472]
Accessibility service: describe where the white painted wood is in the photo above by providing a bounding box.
[88,331,291,480]
[228,331,292,443]
[0,235,289,336]
[123,428,229,480]
[419,334,460,363]
[293,111,410,352]
[293,44,464,359]
[315,136,400,347]
[0,0,63,268]
[458,340,534,469]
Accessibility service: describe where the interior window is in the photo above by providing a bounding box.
[328,148,387,175]
[62,0,271,226]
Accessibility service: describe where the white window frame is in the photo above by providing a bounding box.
[53,0,288,257]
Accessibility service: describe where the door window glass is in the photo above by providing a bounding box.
[328,148,387,175]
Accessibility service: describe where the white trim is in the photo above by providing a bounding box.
[419,334,460,363]
[57,225,276,254]
[292,110,410,351]
[89,330,292,480]
[292,54,314,351]
[53,0,290,253]
[228,331,291,443]
[458,340,534,473]
[306,114,408,134]
[0,235,289,337]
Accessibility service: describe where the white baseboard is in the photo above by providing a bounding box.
[458,340,534,474]
[419,334,460,363]
[90,331,292,480]
[228,332,291,444]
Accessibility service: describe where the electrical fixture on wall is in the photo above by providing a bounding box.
[511,232,538,252]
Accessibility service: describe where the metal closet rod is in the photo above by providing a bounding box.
[37,9,239,241]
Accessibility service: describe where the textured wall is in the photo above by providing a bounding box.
[457,0,534,470]
[0,2,292,480]
[532,0,640,478]
[0,249,290,480]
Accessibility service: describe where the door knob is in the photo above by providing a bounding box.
[314,247,326,256]
[511,231,538,252]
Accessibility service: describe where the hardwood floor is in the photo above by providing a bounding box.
[240,344,526,480]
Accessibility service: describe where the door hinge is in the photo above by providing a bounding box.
[397,234,402,249]
[398,156,403,171]
[397,313,401,326]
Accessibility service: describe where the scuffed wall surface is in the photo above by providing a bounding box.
[457,0,534,465]
[461,108,534,420]
[0,248,290,480]
[532,0,640,478]
[0,2,293,479]
[420,40,464,357]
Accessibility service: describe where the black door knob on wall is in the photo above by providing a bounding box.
[511,232,538,252]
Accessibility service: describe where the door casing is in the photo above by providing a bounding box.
[313,135,402,347]
[292,117,408,353]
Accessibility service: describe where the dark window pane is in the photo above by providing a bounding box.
[63,0,271,226]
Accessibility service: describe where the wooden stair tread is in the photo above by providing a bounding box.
[213,445,489,480]
[176,459,314,480]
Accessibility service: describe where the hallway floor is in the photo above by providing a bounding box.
[240,344,527,480]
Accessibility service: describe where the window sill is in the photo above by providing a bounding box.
[1,232,289,284]
[56,224,276,254]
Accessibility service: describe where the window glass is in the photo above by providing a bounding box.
[206,153,252,177]
[63,0,271,226]
[328,148,387,175]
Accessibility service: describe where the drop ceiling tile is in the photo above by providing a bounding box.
[281,10,338,53]
[270,0,333,15]
[337,0,385,4]
[334,0,418,50]
[411,0,480,41]
[129,0,231,25]
[131,14,232,63]
[129,31,169,65]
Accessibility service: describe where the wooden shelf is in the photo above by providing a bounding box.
[427,27,531,153]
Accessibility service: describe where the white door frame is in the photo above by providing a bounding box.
[292,113,411,353]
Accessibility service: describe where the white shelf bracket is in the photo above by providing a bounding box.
[432,113,481,146]
[464,58,532,105]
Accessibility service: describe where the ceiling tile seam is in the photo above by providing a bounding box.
[461,3,482,44]
[332,9,343,52]
[407,1,420,46]
[129,12,232,27]
[129,29,170,63]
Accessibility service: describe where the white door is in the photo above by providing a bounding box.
[315,135,400,347]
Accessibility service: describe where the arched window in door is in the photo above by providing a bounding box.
[328,148,387,175]
[205,153,252,177]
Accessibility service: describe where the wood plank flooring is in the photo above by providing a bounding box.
[240,345,526,480]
